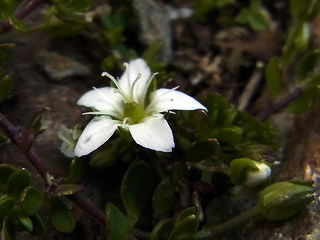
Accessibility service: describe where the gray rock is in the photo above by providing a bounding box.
[35,49,91,82]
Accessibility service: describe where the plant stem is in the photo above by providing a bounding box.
[0,112,106,224]
[256,87,304,121]
[0,0,43,33]
[196,205,259,239]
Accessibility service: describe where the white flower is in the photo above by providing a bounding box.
[74,58,207,157]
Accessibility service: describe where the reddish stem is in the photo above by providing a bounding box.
[0,112,106,224]
[256,87,304,121]
[0,0,43,33]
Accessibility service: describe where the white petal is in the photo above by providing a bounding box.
[77,87,124,116]
[147,88,207,113]
[128,115,174,152]
[119,58,151,102]
[74,116,119,157]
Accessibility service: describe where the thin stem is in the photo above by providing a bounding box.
[256,87,304,121]
[0,0,43,34]
[196,205,259,239]
[67,194,105,224]
[0,112,106,224]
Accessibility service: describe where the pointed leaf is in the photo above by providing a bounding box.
[29,107,51,136]
[105,203,131,240]
[7,169,31,197]
[21,186,45,216]
[150,219,174,240]
[121,161,153,224]
[286,86,318,113]
[169,207,199,240]
[50,198,75,233]
[297,50,320,81]
[9,16,29,32]
[265,57,282,96]
[17,212,33,232]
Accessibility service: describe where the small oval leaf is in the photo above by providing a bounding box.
[17,212,33,232]
[153,178,178,215]
[186,138,219,162]
[265,57,282,96]
[0,164,17,184]
[0,197,15,219]
[21,186,46,216]
[7,169,31,197]
[50,198,75,233]
[121,161,153,224]
[150,219,174,240]
[105,203,131,240]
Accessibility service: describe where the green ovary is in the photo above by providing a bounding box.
[123,102,145,124]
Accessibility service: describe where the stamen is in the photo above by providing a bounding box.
[130,73,142,101]
[101,72,129,102]
[139,72,158,106]
[82,111,123,120]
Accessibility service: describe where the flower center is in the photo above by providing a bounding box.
[123,102,145,124]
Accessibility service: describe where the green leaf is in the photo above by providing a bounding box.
[153,178,178,215]
[150,219,174,240]
[0,75,13,104]
[17,211,33,232]
[9,16,29,32]
[67,0,92,12]
[3,214,16,240]
[29,107,51,136]
[218,126,243,145]
[0,164,17,184]
[168,207,199,240]
[0,0,16,19]
[290,0,312,20]
[105,203,131,240]
[30,214,45,236]
[66,157,87,183]
[90,147,118,168]
[186,138,219,162]
[50,198,75,233]
[0,197,15,219]
[175,207,197,224]
[190,110,211,138]
[281,22,310,66]
[286,86,318,113]
[203,94,229,128]
[21,186,45,216]
[121,161,153,224]
[265,57,282,96]
[7,169,31,197]
[297,50,320,81]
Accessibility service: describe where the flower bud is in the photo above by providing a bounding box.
[230,158,271,189]
[258,180,315,221]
